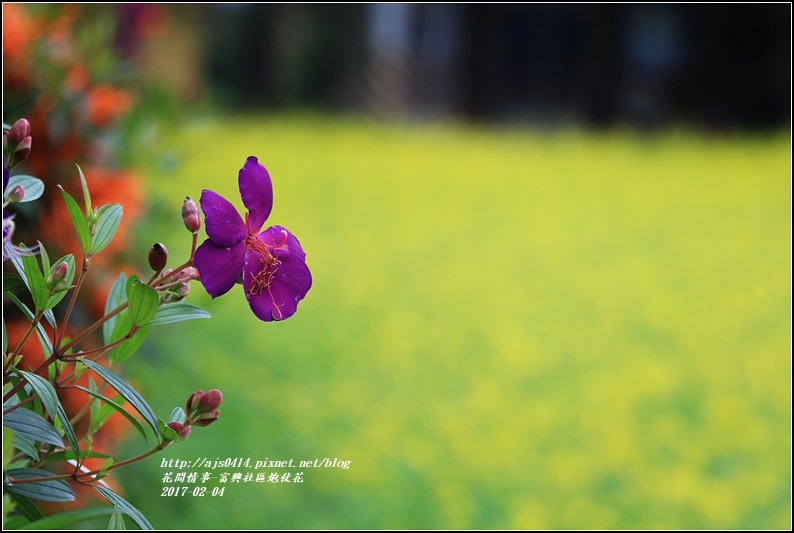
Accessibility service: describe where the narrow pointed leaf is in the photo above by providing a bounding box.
[103,272,128,344]
[148,303,211,327]
[17,506,117,530]
[76,164,92,215]
[6,491,44,522]
[5,468,75,502]
[80,360,158,438]
[108,509,127,530]
[10,433,40,461]
[16,370,78,452]
[3,408,64,448]
[20,252,48,311]
[93,485,153,530]
[58,186,91,254]
[74,385,147,441]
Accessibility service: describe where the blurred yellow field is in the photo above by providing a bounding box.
[119,115,790,529]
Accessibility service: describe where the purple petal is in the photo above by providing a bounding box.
[200,189,246,248]
[194,238,246,298]
[259,225,306,262]
[243,244,311,322]
[238,156,273,232]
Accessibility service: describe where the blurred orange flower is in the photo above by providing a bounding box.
[86,85,133,127]
[2,3,39,87]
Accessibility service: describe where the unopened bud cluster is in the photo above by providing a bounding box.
[4,118,32,165]
[185,389,222,427]
[46,261,70,292]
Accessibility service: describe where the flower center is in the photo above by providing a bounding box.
[244,213,289,300]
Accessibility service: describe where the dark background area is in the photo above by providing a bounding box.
[191,3,790,129]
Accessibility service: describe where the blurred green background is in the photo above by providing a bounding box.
[115,115,790,529]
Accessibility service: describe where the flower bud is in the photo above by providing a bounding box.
[186,389,223,420]
[148,242,168,271]
[14,136,32,162]
[190,410,220,427]
[166,421,192,441]
[182,197,201,233]
[7,184,25,203]
[186,390,203,415]
[52,261,69,282]
[7,119,30,147]
[197,389,223,413]
[162,282,189,303]
[176,266,199,282]
[47,261,70,292]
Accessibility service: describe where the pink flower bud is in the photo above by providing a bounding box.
[52,261,69,283]
[191,410,219,427]
[46,261,70,292]
[185,388,223,424]
[176,266,199,282]
[14,136,31,162]
[197,389,223,413]
[186,390,203,415]
[7,118,30,147]
[148,242,168,271]
[182,197,201,233]
[7,184,25,203]
[166,421,192,441]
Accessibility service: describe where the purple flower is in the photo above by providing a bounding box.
[193,156,312,321]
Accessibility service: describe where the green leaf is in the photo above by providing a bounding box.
[107,319,150,365]
[108,509,127,530]
[103,272,128,345]
[107,310,145,363]
[169,407,186,424]
[157,419,179,442]
[38,242,50,274]
[80,360,158,439]
[4,468,75,502]
[126,277,158,327]
[148,303,211,327]
[74,385,147,441]
[6,175,44,203]
[20,251,48,311]
[91,204,123,255]
[16,370,78,452]
[17,506,117,530]
[4,293,53,357]
[2,316,7,353]
[10,433,40,461]
[3,409,64,449]
[58,186,91,254]
[93,485,153,530]
[3,272,26,293]
[76,164,92,216]
[5,491,44,523]
[4,427,14,468]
